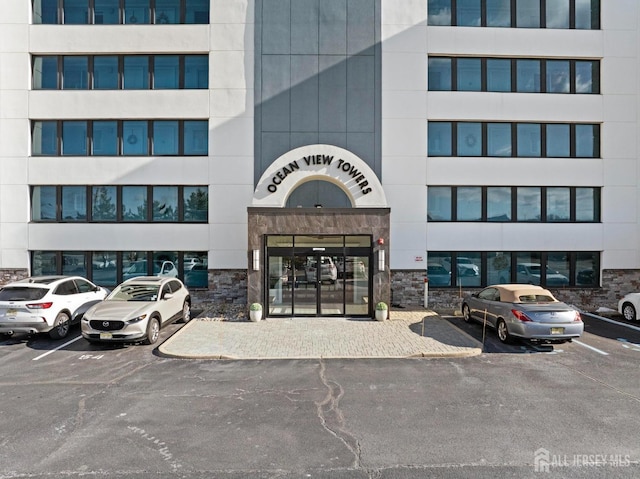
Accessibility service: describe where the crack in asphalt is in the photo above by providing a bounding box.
[315,359,362,469]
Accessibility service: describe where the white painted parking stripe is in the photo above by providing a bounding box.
[573,339,609,356]
[32,335,83,361]
[582,312,640,332]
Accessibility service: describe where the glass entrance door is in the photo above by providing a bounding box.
[293,252,343,315]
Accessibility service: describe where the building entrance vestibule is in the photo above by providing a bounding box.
[266,235,372,317]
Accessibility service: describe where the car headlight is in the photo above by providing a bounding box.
[126,314,147,324]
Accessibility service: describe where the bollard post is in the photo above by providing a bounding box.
[423,277,429,308]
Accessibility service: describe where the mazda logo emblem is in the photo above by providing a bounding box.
[102,321,110,327]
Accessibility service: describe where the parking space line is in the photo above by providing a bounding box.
[573,339,609,356]
[32,335,83,361]
[582,312,640,332]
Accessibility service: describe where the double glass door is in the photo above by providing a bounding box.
[267,236,371,317]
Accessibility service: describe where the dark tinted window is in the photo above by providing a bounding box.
[0,287,48,301]
[54,281,78,295]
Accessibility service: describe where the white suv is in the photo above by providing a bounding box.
[0,276,109,339]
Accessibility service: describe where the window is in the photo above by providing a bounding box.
[155,0,180,24]
[516,59,541,92]
[486,0,510,27]
[93,56,119,89]
[185,55,209,88]
[428,58,452,91]
[487,59,511,92]
[124,56,149,89]
[33,185,208,223]
[546,60,570,93]
[92,121,118,155]
[516,0,540,27]
[185,0,209,24]
[183,121,208,155]
[94,0,119,24]
[125,0,150,24]
[153,121,179,155]
[63,0,88,24]
[427,186,600,223]
[33,57,58,89]
[428,121,600,158]
[123,120,148,155]
[457,0,481,27]
[62,121,88,155]
[32,121,58,155]
[457,58,481,91]
[63,56,88,89]
[428,0,452,25]
[153,55,179,88]
[546,0,570,28]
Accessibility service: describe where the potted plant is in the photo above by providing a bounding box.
[249,303,263,322]
[375,301,388,321]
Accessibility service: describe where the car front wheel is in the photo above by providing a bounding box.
[622,303,637,321]
[497,319,512,344]
[49,312,71,339]
[144,317,160,345]
[182,301,191,323]
[462,304,472,323]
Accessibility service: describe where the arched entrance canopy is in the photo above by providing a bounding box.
[252,145,387,208]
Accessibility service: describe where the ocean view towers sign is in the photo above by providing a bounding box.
[252,145,387,208]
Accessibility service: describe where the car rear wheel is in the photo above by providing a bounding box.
[49,312,71,339]
[497,319,512,344]
[182,301,191,323]
[462,304,472,323]
[622,303,637,321]
[144,317,160,345]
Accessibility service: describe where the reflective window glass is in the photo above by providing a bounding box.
[486,123,511,156]
[122,121,148,155]
[152,186,178,221]
[488,252,511,284]
[515,0,540,27]
[427,252,452,287]
[62,186,87,221]
[92,121,118,155]
[576,252,598,286]
[457,0,481,26]
[427,187,452,221]
[123,56,149,89]
[428,122,452,156]
[122,186,147,221]
[576,188,597,221]
[153,252,179,277]
[124,0,150,24]
[487,59,511,92]
[32,251,58,276]
[183,187,208,222]
[516,253,542,285]
[428,58,452,91]
[183,121,208,155]
[123,252,147,280]
[62,121,88,155]
[546,60,570,93]
[575,0,599,29]
[486,0,511,27]
[155,0,180,24]
[547,187,570,222]
[94,56,119,89]
[546,0,570,28]
[154,56,179,89]
[576,61,597,93]
[457,122,482,156]
[32,186,57,221]
[185,0,209,24]
[517,187,541,222]
[546,124,570,157]
[91,186,117,221]
[34,0,59,24]
[63,0,88,24]
[547,253,570,286]
[32,121,58,155]
[428,0,452,25]
[94,0,120,24]
[63,252,87,276]
[456,187,482,221]
[516,59,541,92]
[516,123,541,157]
[153,121,179,155]
[63,56,88,89]
[457,58,481,91]
[92,252,117,286]
[456,252,481,287]
[185,55,209,88]
[33,57,58,89]
[487,187,511,221]
[575,124,598,157]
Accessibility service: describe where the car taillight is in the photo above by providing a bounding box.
[511,310,532,322]
[26,302,53,310]
[574,311,582,322]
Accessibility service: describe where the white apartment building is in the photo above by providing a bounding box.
[0,0,637,317]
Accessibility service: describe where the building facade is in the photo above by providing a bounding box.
[0,0,638,316]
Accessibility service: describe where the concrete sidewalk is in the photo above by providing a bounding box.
[158,310,483,360]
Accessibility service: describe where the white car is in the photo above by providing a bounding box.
[81,276,190,345]
[0,276,109,339]
[305,257,338,284]
[122,260,178,281]
[618,293,640,321]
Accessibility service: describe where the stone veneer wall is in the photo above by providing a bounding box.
[391,269,640,313]
[0,269,29,286]
[190,270,247,309]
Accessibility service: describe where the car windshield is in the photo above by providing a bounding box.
[0,287,48,301]
[518,294,555,303]
[110,284,159,302]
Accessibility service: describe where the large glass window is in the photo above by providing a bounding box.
[93,252,117,285]
[92,120,118,155]
[63,251,87,276]
[33,57,58,89]
[185,55,209,89]
[185,0,209,24]
[183,187,208,221]
[62,121,88,156]
[456,252,482,287]
[516,60,541,92]
[487,187,511,221]
[457,58,481,91]
[91,186,117,221]
[154,56,179,89]
[516,123,541,157]
[487,59,511,92]
[32,251,58,276]
[124,56,149,89]
[152,186,178,222]
[546,60,570,93]
[575,61,598,93]
[516,187,541,222]
[575,252,599,286]
[575,124,598,157]
[63,56,89,89]
[428,0,452,25]
[547,187,570,222]
[576,188,598,221]
[488,252,511,284]
[32,121,58,156]
[456,187,482,221]
[457,122,482,156]
[153,121,179,155]
[427,252,452,287]
[124,0,150,24]
[122,120,148,155]
[122,186,147,221]
[155,0,180,24]
[93,56,119,89]
[546,0,570,28]
[34,0,59,24]
[64,0,88,24]
[515,0,540,27]
[427,187,452,221]
[575,0,599,29]
[457,0,481,26]
[428,58,452,91]
[546,124,570,157]
[32,186,57,221]
[486,0,510,27]
[428,122,452,156]
[61,186,87,221]
[94,0,120,24]
[486,123,512,157]
[183,121,208,155]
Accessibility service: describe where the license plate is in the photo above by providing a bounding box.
[550,327,564,335]
[100,332,113,340]
[5,309,17,319]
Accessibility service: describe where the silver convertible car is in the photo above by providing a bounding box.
[461,284,583,344]
[81,276,191,345]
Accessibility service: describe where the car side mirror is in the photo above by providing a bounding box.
[163,292,173,300]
